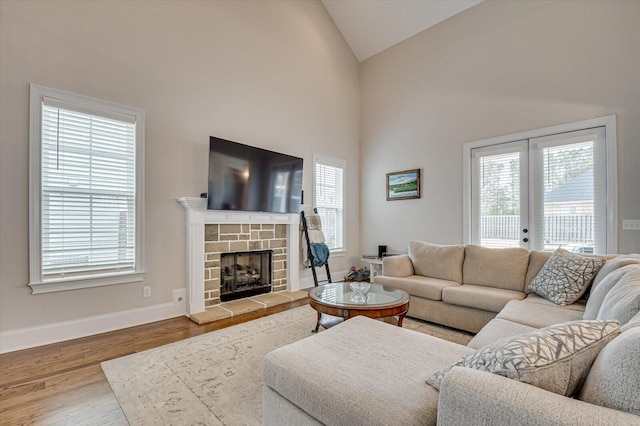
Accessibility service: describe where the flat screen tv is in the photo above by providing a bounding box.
[207,136,303,213]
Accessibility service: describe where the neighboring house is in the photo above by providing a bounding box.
[544,169,594,215]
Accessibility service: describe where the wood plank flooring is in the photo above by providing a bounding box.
[0,298,310,425]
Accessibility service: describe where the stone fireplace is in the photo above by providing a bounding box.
[178,197,300,316]
[204,223,287,306]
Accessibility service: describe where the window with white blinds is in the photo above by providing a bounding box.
[464,116,617,254]
[29,85,145,293]
[314,155,346,252]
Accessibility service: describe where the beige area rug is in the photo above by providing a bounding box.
[101,305,472,426]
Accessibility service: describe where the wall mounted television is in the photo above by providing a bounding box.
[207,136,303,214]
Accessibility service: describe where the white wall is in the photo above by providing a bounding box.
[360,0,640,255]
[0,0,360,334]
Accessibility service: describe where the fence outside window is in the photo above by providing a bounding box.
[480,214,594,250]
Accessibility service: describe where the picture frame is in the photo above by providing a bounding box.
[386,169,421,201]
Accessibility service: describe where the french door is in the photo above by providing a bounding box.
[467,124,611,254]
[471,140,529,249]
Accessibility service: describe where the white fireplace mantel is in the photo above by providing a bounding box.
[177,197,300,316]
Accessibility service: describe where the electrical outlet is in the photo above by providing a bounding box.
[622,220,640,230]
[173,288,186,304]
[172,288,187,315]
[143,286,151,297]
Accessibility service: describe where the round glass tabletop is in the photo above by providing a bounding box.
[309,282,407,307]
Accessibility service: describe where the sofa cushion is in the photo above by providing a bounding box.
[524,250,552,294]
[467,318,536,349]
[427,320,620,396]
[497,298,584,328]
[529,248,606,306]
[374,275,459,301]
[263,316,471,426]
[590,254,640,293]
[441,285,525,313]
[521,293,587,311]
[579,326,640,415]
[408,241,464,283]
[596,265,640,326]
[462,245,529,292]
[622,311,640,331]
[381,254,414,278]
[585,262,640,320]
[437,367,640,426]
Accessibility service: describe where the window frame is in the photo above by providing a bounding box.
[29,84,145,294]
[313,154,347,254]
[463,115,617,253]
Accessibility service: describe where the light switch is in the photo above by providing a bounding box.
[622,220,640,230]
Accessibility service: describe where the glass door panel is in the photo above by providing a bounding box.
[471,140,529,249]
[529,128,606,253]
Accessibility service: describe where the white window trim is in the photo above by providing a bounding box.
[462,115,617,253]
[29,84,146,294]
[313,154,347,254]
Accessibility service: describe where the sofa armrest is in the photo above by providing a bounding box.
[438,367,640,426]
[382,254,414,278]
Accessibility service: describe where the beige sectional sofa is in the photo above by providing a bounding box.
[263,243,640,425]
[375,241,610,333]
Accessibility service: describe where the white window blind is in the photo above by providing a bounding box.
[471,140,528,249]
[314,155,345,251]
[529,128,607,254]
[41,100,136,279]
[30,85,145,292]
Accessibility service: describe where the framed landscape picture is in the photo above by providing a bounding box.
[387,169,421,201]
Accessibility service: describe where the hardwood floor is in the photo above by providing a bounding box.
[0,298,310,425]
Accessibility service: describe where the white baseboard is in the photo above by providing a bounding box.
[0,294,187,354]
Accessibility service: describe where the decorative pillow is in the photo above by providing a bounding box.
[426,320,620,396]
[529,249,606,306]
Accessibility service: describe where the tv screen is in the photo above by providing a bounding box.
[207,137,303,214]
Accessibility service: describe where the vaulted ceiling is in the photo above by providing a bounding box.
[321,0,483,62]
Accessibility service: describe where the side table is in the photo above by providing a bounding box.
[361,255,383,282]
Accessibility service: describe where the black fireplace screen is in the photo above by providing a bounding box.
[220,250,273,302]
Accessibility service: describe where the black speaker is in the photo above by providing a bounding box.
[378,245,387,258]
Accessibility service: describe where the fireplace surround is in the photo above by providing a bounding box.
[178,197,300,316]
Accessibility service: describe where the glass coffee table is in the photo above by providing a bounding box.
[309,282,410,332]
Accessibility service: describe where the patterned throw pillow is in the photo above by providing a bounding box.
[529,248,606,306]
[427,320,620,396]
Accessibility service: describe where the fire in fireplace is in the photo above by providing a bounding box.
[220,250,273,302]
